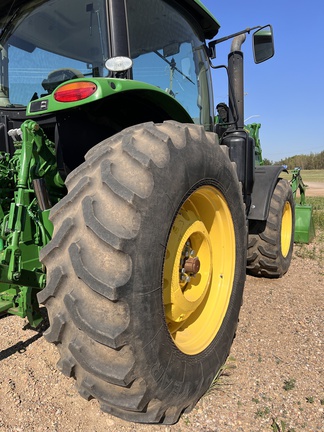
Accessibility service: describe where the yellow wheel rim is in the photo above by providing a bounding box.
[163,185,236,355]
[281,201,293,257]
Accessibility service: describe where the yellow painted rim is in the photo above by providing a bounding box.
[281,201,293,258]
[163,185,236,355]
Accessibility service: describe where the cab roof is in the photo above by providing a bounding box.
[180,0,220,39]
[0,0,220,41]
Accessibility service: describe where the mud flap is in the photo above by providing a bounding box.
[248,165,287,221]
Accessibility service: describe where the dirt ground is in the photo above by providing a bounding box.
[0,183,323,432]
[303,182,324,197]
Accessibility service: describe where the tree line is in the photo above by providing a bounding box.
[263,150,324,170]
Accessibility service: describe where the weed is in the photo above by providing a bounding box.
[271,419,284,432]
[183,415,190,426]
[320,399,324,405]
[205,356,236,395]
[283,378,296,391]
[252,397,259,404]
[271,418,296,432]
[305,396,314,403]
[255,406,270,418]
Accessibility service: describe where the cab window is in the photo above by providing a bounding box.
[126,0,213,128]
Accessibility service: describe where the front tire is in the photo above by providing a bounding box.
[247,178,294,278]
[38,121,246,424]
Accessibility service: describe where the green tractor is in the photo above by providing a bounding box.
[0,0,295,424]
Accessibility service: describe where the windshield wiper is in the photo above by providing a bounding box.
[154,51,194,85]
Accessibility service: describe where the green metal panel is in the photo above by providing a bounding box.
[294,205,316,244]
[27,78,193,123]
[0,120,64,326]
[290,168,315,244]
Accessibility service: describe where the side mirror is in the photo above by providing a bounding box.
[253,25,274,64]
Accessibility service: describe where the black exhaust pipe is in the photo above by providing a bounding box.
[223,34,254,210]
[228,34,246,128]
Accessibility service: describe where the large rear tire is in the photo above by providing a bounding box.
[38,121,246,424]
[247,178,294,278]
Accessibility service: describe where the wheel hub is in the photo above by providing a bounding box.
[184,256,200,274]
[164,218,212,324]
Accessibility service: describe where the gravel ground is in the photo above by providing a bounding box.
[1,183,323,432]
[1,250,323,432]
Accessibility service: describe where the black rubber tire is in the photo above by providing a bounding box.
[38,121,246,424]
[247,178,295,278]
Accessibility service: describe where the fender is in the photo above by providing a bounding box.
[248,165,288,221]
[27,77,193,125]
[25,78,194,173]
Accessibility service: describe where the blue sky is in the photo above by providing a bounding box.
[202,0,324,162]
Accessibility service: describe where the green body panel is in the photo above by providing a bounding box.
[245,123,263,165]
[27,78,193,124]
[290,168,315,244]
[0,121,65,326]
[294,205,315,244]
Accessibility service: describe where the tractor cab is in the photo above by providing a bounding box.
[0,0,219,144]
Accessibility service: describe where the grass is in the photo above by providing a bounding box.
[293,169,324,183]
[305,396,314,404]
[271,418,296,432]
[280,169,324,183]
[294,196,324,264]
[255,406,270,418]
[205,356,236,395]
[304,196,324,230]
[283,378,296,391]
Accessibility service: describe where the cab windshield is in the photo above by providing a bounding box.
[0,0,109,107]
[126,0,212,126]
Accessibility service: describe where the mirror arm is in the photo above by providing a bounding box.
[208,26,261,58]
